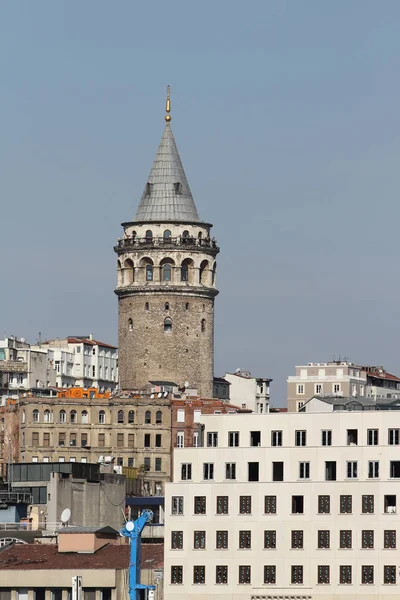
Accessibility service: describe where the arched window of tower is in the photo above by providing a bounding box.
[145,229,153,242]
[198,231,202,239]
[212,262,217,286]
[156,410,162,424]
[145,302,149,311]
[165,302,169,311]
[128,318,133,331]
[181,258,193,282]
[162,263,172,281]
[185,302,190,311]
[131,230,137,240]
[117,260,122,286]
[146,264,153,281]
[163,229,171,240]
[201,319,206,333]
[145,410,151,424]
[118,410,124,424]
[182,230,189,239]
[199,260,209,285]
[124,258,134,285]
[164,317,172,332]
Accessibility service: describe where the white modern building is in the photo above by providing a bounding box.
[224,370,272,413]
[165,410,400,599]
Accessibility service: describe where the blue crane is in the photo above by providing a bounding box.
[120,509,157,600]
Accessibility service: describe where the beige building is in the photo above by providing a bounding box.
[287,361,367,412]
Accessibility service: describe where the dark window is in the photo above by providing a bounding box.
[194,531,206,549]
[271,430,282,446]
[162,263,172,281]
[164,317,172,332]
[146,264,153,281]
[238,565,251,584]
[325,461,336,481]
[172,496,184,515]
[228,431,239,447]
[225,463,236,480]
[384,565,396,584]
[163,229,171,239]
[171,531,183,549]
[145,410,151,424]
[216,530,228,549]
[171,566,183,584]
[299,461,310,479]
[340,565,352,584]
[216,496,229,514]
[155,457,162,472]
[264,565,276,584]
[340,495,352,514]
[203,463,214,480]
[362,530,374,549]
[388,428,400,445]
[194,496,206,514]
[273,461,284,481]
[128,433,134,448]
[145,228,153,240]
[292,495,304,514]
[98,433,105,447]
[174,182,182,194]
[318,495,330,514]
[128,410,134,423]
[201,319,206,333]
[384,495,396,513]
[264,530,276,549]
[318,565,330,584]
[181,463,192,480]
[57,432,65,447]
[181,263,189,281]
[155,434,161,447]
[143,457,150,470]
[384,530,396,549]
[291,565,303,584]
[156,410,162,424]
[321,430,332,446]
[264,495,277,514]
[347,429,358,445]
[390,461,400,478]
[340,530,352,549]
[117,433,124,447]
[239,496,252,514]
[362,495,374,514]
[367,429,378,446]
[207,432,218,447]
[239,530,251,549]
[361,565,374,585]
[291,530,303,549]
[347,461,358,478]
[368,461,379,479]
[248,462,259,482]
[250,431,261,446]
[144,302,149,311]
[295,430,306,446]
[193,566,205,584]
[144,433,151,448]
[216,565,228,584]
[318,530,330,549]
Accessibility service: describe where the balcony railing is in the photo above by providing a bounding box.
[116,236,219,252]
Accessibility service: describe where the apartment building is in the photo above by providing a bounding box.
[224,370,272,413]
[165,410,400,599]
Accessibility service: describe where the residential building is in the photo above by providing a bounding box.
[213,377,230,401]
[362,366,400,399]
[287,361,367,412]
[224,370,272,413]
[301,394,400,412]
[165,410,400,599]
[114,89,219,398]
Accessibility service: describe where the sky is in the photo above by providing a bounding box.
[2,1,400,404]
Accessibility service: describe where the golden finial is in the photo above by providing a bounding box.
[165,85,171,122]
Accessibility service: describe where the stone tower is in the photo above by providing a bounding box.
[115,89,219,397]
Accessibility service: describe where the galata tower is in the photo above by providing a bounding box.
[115,88,219,397]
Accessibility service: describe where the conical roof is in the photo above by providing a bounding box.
[134,123,200,223]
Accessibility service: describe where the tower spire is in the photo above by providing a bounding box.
[165,85,171,122]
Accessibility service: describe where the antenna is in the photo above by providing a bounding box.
[60,508,71,526]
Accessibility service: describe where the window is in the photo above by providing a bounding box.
[271,430,282,446]
[388,428,400,445]
[58,432,65,447]
[162,263,172,281]
[347,461,358,478]
[340,565,352,584]
[156,410,162,424]
[216,496,229,515]
[248,462,259,482]
[367,429,378,446]
[318,495,330,514]
[297,384,304,394]
[265,495,277,514]
[181,263,188,281]
[194,496,206,514]
[146,264,153,281]
[172,496,184,515]
[203,463,214,480]
[145,410,151,424]
[163,229,171,240]
[59,410,66,423]
[340,530,352,549]
[292,495,304,514]
[295,430,306,446]
[299,462,310,479]
[145,229,153,240]
[98,433,105,447]
[144,301,149,311]
[128,457,134,467]
[98,410,105,424]
[215,529,229,551]
[193,566,205,584]
[225,463,236,480]
[361,565,374,584]
[368,461,379,479]
[390,461,400,478]
[384,530,396,549]
[143,457,150,470]
[384,495,396,513]
[92,366,96,377]
[239,496,252,514]
[315,384,323,394]
[318,530,330,549]
[128,410,134,424]
[340,495,352,514]
[384,565,396,584]
[174,182,182,194]
[155,458,162,472]
[291,530,303,549]
[250,431,260,446]
[128,318,133,331]
[164,318,172,332]
[144,433,151,448]
[239,530,251,549]
[177,431,184,448]
[264,530,276,549]
[181,463,192,481]
[171,531,183,549]
[291,565,303,584]
[347,429,358,445]
[171,566,183,584]
[272,461,284,481]
[117,410,125,426]
[193,410,201,422]
[207,432,218,447]
[264,565,276,584]
[185,301,189,310]
[216,565,228,584]
[43,433,50,447]
[32,432,39,447]
[228,431,239,447]
[362,530,374,549]
[81,410,88,424]
[362,495,374,514]
[128,433,134,448]
[155,434,161,448]
[194,531,206,549]
[334,383,341,393]
[238,565,251,584]
[32,409,39,423]
[201,319,206,333]
[318,565,330,584]
[321,430,332,446]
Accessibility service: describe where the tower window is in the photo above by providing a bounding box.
[212,262,217,285]
[128,318,133,331]
[146,265,153,281]
[163,229,171,239]
[185,302,189,311]
[131,230,136,240]
[201,319,206,333]
[145,302,149,311]
[162,264,172,281]
[145,183,153,196]
[182,230,189,239]
[145,230,153,242]
[174,182,182,194]
[164,318,172,332]
[181,263,188,281]
[165,302,169,310]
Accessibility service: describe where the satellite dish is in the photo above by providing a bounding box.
[60,508,71,524]
[150,394,155,399]
[125,521,134,532]
[163,391,168,397]
[157,392,162,398]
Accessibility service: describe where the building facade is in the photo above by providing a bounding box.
[224,370,272,413]
[165,410,400,599]
[115,90,219,397]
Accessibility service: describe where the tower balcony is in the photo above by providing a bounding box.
[115,235,219,255]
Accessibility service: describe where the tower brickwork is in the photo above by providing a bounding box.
[115,91,219,397]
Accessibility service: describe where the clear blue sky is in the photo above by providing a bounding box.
[2,1,400,404]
